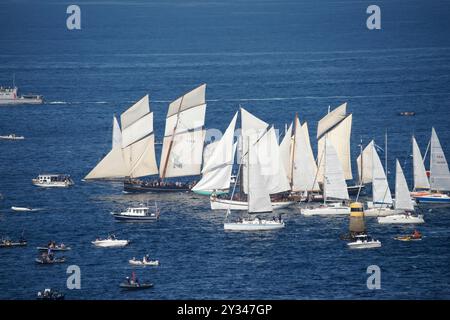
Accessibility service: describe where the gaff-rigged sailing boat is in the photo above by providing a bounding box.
[301,138,350,216]
[84,95,158,181]
[413,128,450,203]
[378,160,424,224]
[281,114,320,201]
[223,138,285,231]
[191,112,238,196]
[123,84,207,193]
[316,103,363,195]
[210,108,294,210]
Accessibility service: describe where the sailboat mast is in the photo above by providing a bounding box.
[385,129,388,179]
[247,136,250,213]
[161,96,185,180]
[239,134,244,199]
[323,135,327,204]
[359,137,363,185]
[356,138,363,201]
[290,113,298,189]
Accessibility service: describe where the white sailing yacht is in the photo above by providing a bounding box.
[378,160,424,224]
[123,84,207,192]
[363,141,397,216]
[413,128,450,203]
[316,103,359,194]
[192,112,238,196]
[84,95,158,180]
[210,108,294,210]
[224,138,285,231]
[301,139,350,216]
[283,114,321,201]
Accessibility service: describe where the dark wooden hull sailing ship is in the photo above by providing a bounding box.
[84,85,208,193]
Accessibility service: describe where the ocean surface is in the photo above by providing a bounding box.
[1,0,450,299]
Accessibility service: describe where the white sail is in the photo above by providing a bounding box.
[193,143,237,192]
[85,95,158,179]
[412,136,430,190]
[203,141,219,169]
[395,160,414,211]
[317,102,347,140]
[248,138,272,213]
[240,107,269,193]
[112,115,122,149]
[371,143,393,205]
[302,122,312,153]
[292,118,320,192]
[160,84,207,179]
[430,127,450,191]
[84,147,128,179]
[256,126,291,194]
[357,140,374,185]
[192,112,238,192]
[123,134,158,178]
[120,95,158,178]
[279,122,293,182]
[323,139,349,201]
[317,112,352,182]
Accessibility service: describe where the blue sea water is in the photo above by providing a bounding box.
[1,0,450,299]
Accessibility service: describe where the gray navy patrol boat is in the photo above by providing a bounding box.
[0,86,43,105]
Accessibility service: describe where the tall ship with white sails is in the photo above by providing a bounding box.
[123,84,207,192]
[84,85,207,193]
[84,94,158,182]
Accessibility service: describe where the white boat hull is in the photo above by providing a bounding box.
[224,219,285,231]
[129,259,159,266]
[210,198,293,211]
[364,207,401,217]
[377,214,424,224]
[347,240,381,249]
[11,206,34,212]
[301,204,350,216]
[0,135,24,140]
[32,181,72,188]
[91,240,129,248]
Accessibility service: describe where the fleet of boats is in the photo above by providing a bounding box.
[1,83,449,298]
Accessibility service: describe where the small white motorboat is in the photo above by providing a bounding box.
[11,206,36,212]
[224,217,285,231]
[111,203,160,222]
[91,235,129,248]
[32,174,74,188]
[0,134,24,140]
[347,235,381,249]
[301,202,350,216]
[128,256,159,266]
[377,213,425,224]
